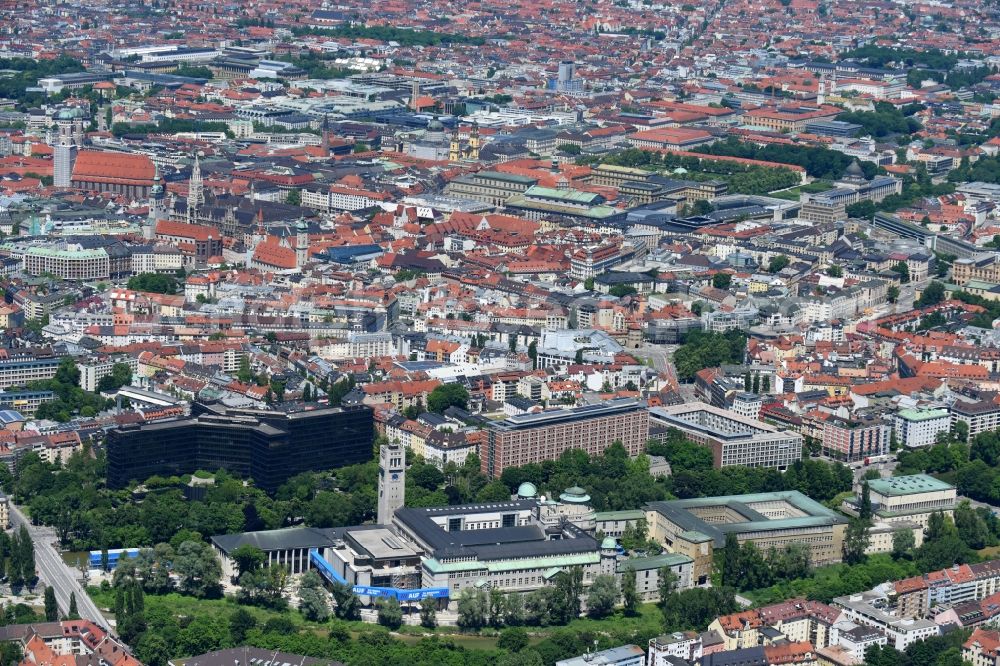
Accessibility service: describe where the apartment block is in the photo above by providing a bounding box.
[649,402,802,470]
[482,399,649,478]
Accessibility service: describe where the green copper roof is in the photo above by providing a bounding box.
[617,552,692,573]
[867,474,954,497]
[524,185,603,204]
[896,408,950,422]
[424,551,599,574]
[594,509,645,521]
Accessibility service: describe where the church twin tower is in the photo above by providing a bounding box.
[449,123,480,163]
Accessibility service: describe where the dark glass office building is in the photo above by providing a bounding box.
[106,401,373,492]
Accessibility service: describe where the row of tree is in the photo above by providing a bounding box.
[112,540,223,599]
[696,136,878,180]
[836,103,923,138]
[649,428,854,502]
[577,147,800,196]
[0,526,36,589]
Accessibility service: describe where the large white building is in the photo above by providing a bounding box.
[78,356,139,393]
[834,591,940,651]
[649,402,802,470]
[866,474,956,529]
[893,408,951,449]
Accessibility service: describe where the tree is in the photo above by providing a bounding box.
[609,284,638,298]
[586,575,618,618]
[767,255,790,273]
[419,596,437,628]
[722,532,741,586]
[286,189,302,206]
[690,199,713,216]
[237,565,289,609]
[498,626,530,652]
[297,571,330,622]
[67,592,79,620]
[44,586,57,621]
[230,544,265,579]
[457,588,488,629]
[302,383,312,402]
[744,372,752,392]
[376,597,403,629]
[331,581,361,620]
[827,265,843,277]
[0,642,22,666]
[489,587,506,627]
[843,518,870,565]
[127,273,177,294]
[865,644,905,666]
[859,481,872,522]
[16,525,33,585]
[177,615,227,657]
[711,272,732,290]
[427,383,469,413]
[891,262,911,284]
[621,567,638,616]
[658,567,677,607]
[762,375,770,393]
[173,540,222,597]
[97,363,133,392]
[752,373,760,394]
[134,634,169,666]
[891,529,916,560]
[887,285,900,303]
[229,608,257,644]
[237,357,254,385]
[916,281,946,307]
[954,500,992,550]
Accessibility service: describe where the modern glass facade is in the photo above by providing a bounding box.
[106,402,373,491]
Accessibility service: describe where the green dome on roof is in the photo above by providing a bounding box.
[559,486,591,504]
[517,481,537,498]
[601,536,617,550]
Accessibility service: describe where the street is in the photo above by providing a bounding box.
[8,502,109,630]
[636,342,697,400]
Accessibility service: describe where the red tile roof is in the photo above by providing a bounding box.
[71,150,155,187]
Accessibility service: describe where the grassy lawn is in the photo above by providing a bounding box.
[87,586,323,630]
[87,584,665,651]
[768,180,833,200]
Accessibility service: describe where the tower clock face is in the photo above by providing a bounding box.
[392,473,399,481]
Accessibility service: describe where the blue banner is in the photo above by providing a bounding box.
[309,549,448,600]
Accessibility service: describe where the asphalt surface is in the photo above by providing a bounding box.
[9,502,110,630]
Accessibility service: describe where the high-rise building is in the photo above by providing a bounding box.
[106,401,373,492]
[558,60,575,85]
[483,399,648,478]
[377,441,406,525]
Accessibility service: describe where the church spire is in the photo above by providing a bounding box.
[186,152,203,223]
